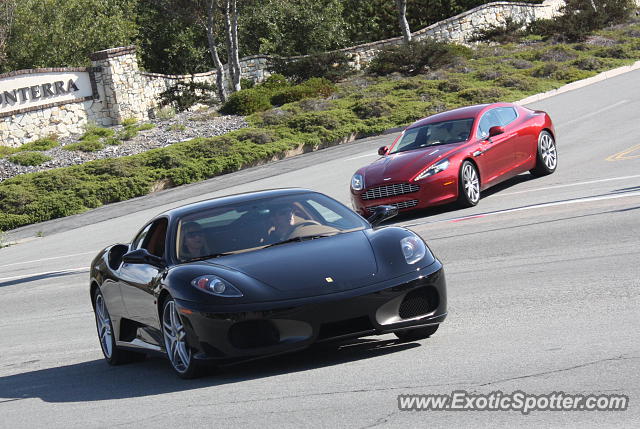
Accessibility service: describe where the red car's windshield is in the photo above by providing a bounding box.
[390,118,474,154]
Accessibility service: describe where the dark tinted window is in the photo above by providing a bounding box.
[176,193,368,261]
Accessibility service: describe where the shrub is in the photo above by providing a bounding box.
[159,81,218,111]
[538,47,579,62]
[531,62,560,78]
[528,0,634,42]
[298,98,333,112]
[495,75,538,91]
[155,106,176,120]
[236,129,276,145]
[0,146,17,157]
[352,99,395,119]
[81,125,115,140]
[240,78,256,89]
[19,136,59,152]
[458,87,505,103]
[437,78,467,92]
[595,46,631,58]
[117,127,139,141]
[8,152,52,166]
[260,74,290,89]
[270,86,315,105]
[121,118,138,127]
[136,123,155,131]
[572,57,604,70]
[258,108,293,125]
[269,51,353,83]
[64,140,104,152]
[367,39,471,76]
[287,112,341,133]
[220,88,272,115]
[469,17,528,43]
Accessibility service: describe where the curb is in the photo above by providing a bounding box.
[516,60,640,105]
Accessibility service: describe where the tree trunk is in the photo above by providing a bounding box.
[229,0,241,91]
[395,0,412,43]
[206,0,227,103]
[223,0,237,91]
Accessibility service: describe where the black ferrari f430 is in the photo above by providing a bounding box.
[90,189,447,378]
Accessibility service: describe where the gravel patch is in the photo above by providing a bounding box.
[0,106,247,182]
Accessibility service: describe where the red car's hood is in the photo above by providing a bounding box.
[362,144,458,186]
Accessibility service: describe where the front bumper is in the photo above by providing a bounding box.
[175,262,447,361]
[351,173,459,216]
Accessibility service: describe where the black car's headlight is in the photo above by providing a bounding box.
[415,159,450,181]
[400,234,427,264]
[351,173,364,191]
[191,275,243,297]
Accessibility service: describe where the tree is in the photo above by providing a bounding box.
[6,0,138,71]
[0,0,16,71]
[396,0,412,43]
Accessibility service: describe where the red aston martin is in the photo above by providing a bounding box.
[350,102,557,215]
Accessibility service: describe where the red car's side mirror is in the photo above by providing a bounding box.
[378,146,389,156]
[489,126,504,137]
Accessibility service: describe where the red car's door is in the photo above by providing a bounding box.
[473,108,516,187]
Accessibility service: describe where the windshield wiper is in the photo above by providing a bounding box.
[263,233,338,249]
[185,252,235,262]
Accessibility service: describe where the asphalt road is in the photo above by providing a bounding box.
[1,69,639,428]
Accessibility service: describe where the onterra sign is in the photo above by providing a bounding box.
[0,70,93,116]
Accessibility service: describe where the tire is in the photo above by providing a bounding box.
[530,130,557,177]
[457,161,480,208]
[394,325,439,342]
[162,298,202,379]
[93,288,145,365]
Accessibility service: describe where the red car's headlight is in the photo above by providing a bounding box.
[415,159,450,181]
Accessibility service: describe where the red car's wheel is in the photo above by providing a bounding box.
[530,130,557,177]
[457,161,480,208]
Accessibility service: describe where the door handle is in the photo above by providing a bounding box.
[473,150,484,157]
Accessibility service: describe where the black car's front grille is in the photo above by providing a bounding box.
[366,199,419,213]
[228,320,280,349]
[361,183,420,200]
[318,316,375,340]
[399,287,438,319]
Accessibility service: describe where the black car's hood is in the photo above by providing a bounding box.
[208,230,379,299]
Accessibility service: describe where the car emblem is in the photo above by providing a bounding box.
[383,177,392,181]
[325,277,334,283]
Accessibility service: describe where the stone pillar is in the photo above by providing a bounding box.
[89,46,149,125]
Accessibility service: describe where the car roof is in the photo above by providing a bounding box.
[155,188,315,220]
[408,103,513,129]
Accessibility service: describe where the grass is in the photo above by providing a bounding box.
[8,152,52,166]
[1,18,640,231]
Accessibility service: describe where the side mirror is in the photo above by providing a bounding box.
[122,248,164,267]
[378,146,389,156]
[488,126,504,137]
[367,205,399,227]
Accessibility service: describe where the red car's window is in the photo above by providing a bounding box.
[390,118,474,154]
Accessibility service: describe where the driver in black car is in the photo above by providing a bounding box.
[267,204,297,243]
[180,222,209,260]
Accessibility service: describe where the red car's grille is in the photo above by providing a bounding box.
[367,199,419,212]
[361,183,420,200]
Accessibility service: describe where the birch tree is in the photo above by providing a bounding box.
[395,0,412,43]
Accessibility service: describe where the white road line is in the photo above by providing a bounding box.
[0,267,89,283]
[497,174,640,197]
[346,153,379,161]
[403,190,640,228]
[0,251,95,270]
[560,100,630,127]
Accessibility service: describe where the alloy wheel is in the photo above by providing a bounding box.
[162,300,192,373]
[540,133,557,170]
[462,163,480,203]
[95,293,113,359]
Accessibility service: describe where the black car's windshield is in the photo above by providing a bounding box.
[390,118,474,154]
[176,193,368,262]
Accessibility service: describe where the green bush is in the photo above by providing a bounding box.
[260,74,290,89]
[367,39,471,76]
[8,152,52,166]
[528,0,634,41]
[458,87,506,103]
[117,127,139,141]
[19,136,59,152]
[352,99,396,119]
[121,118,138,127]
[156,106,176,120]
[220,88,273,115]
[236,129,277,145]
[159,81,218,111]
[269,51,353,83]
[63,140,104,152]
[270,78,335,105]
[81,125,114,140]
[287,111,341,133]
[572,57,605,70]
[469,17,528,43]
